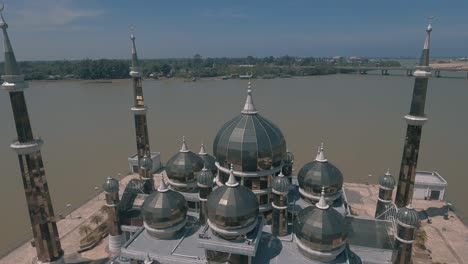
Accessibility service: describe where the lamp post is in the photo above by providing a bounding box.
[367,174,372,185]
[94,186,99,200]
[66,203,72,219]
[445,202,452,220]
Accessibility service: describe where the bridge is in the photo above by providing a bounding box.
[334,66,468,78]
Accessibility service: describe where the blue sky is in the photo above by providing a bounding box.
[2,0,468,60]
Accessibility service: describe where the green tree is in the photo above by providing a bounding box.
[90,214,104,227]
[160,64,171,76]
[79,224,92,237]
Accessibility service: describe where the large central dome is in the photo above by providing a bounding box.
[213,83,286,173]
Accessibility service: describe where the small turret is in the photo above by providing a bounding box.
[394,205,419,264]
[103,176,125,254]
[375,169,396,218]
[271,169,290,236]
[198,164,214,225]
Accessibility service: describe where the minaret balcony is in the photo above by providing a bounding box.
[130,67,142,77]
[404,114,428,126]
[10,138,43,155]
[1,74,28,91]
[413,68,432,77]
[131,106,147,115]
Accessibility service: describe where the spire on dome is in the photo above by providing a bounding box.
[0,5,22,76]
[130,25,139,68]
[225,165,239,187]
[144,253,153,264]
[158,177,169,192]
[385,168,391,176]
[315,143,327,162]
[419,17,434,67]
[180,136,189,152]
[316,186,329,210]
[199,142,207,155]
[278,167,285,177]
[241,81,258,114]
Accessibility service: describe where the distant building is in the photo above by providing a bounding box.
[413,171,447,201]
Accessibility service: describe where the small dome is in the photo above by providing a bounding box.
[397,205,419,227]
[207,169,259,232]
[272,171,290,194]
[298,144,343,200]
[141,179,188,231]
[379,169,395,190]
[197,165,214,187]
[166,137,204,186]
[198,143,217,175]
[294,189,347,261]
[139,155,153,170]
[103,176,119,193]
[213,83,286,172]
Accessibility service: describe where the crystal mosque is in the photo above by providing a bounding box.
[1,5,437,264]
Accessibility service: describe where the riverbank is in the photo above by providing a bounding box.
[344,182,468,264]
[0,173,141,264]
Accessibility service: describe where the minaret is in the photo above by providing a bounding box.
[375,169,396,218]
[129,28,153,194]
[103,176,124,254]
[271,169,290,236]
[394,205,419,264]
[395,22,433,208]
[0,7,64,264]
[197,164,214,225]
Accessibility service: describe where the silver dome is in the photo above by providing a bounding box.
[379,169,395,190]
[397,206,419,227]
[298,144,343,199]
[213,86,286,173]
[103,176,119,193]
[166,138,204,186]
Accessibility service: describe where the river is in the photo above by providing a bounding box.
[0,75,467,256]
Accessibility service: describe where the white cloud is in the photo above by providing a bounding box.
[6,0,103,31]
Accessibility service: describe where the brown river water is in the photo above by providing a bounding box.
[0,75,467,256]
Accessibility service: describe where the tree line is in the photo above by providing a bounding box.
[0,55,401,80]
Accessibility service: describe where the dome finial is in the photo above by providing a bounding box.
[199,142,207,155]
[315,142,327,162]
[225,164,239,187]
[158,177,169,192]
[144,253,153,264]
[316,186,329,210]
[180,136,189,152]
[385,168,391,176]
[241,81,258,114]
[278,166,285,177]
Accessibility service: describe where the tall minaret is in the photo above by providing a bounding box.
[395,22,433,208]
[129,28,153,194]
[0,7,64,264]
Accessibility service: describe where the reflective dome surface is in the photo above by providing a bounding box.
[272,173,290,194]
[103,176,119,193]
[207,178,259,230]
[141,188,188,229]
[298,146,343,198]
[197,166,214,187]
[213,114,286,172]
[379,170,395,190]
[397,206,419,227]
[166,139,204,185]
[139,156,153,170]
[294,205,347,252]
